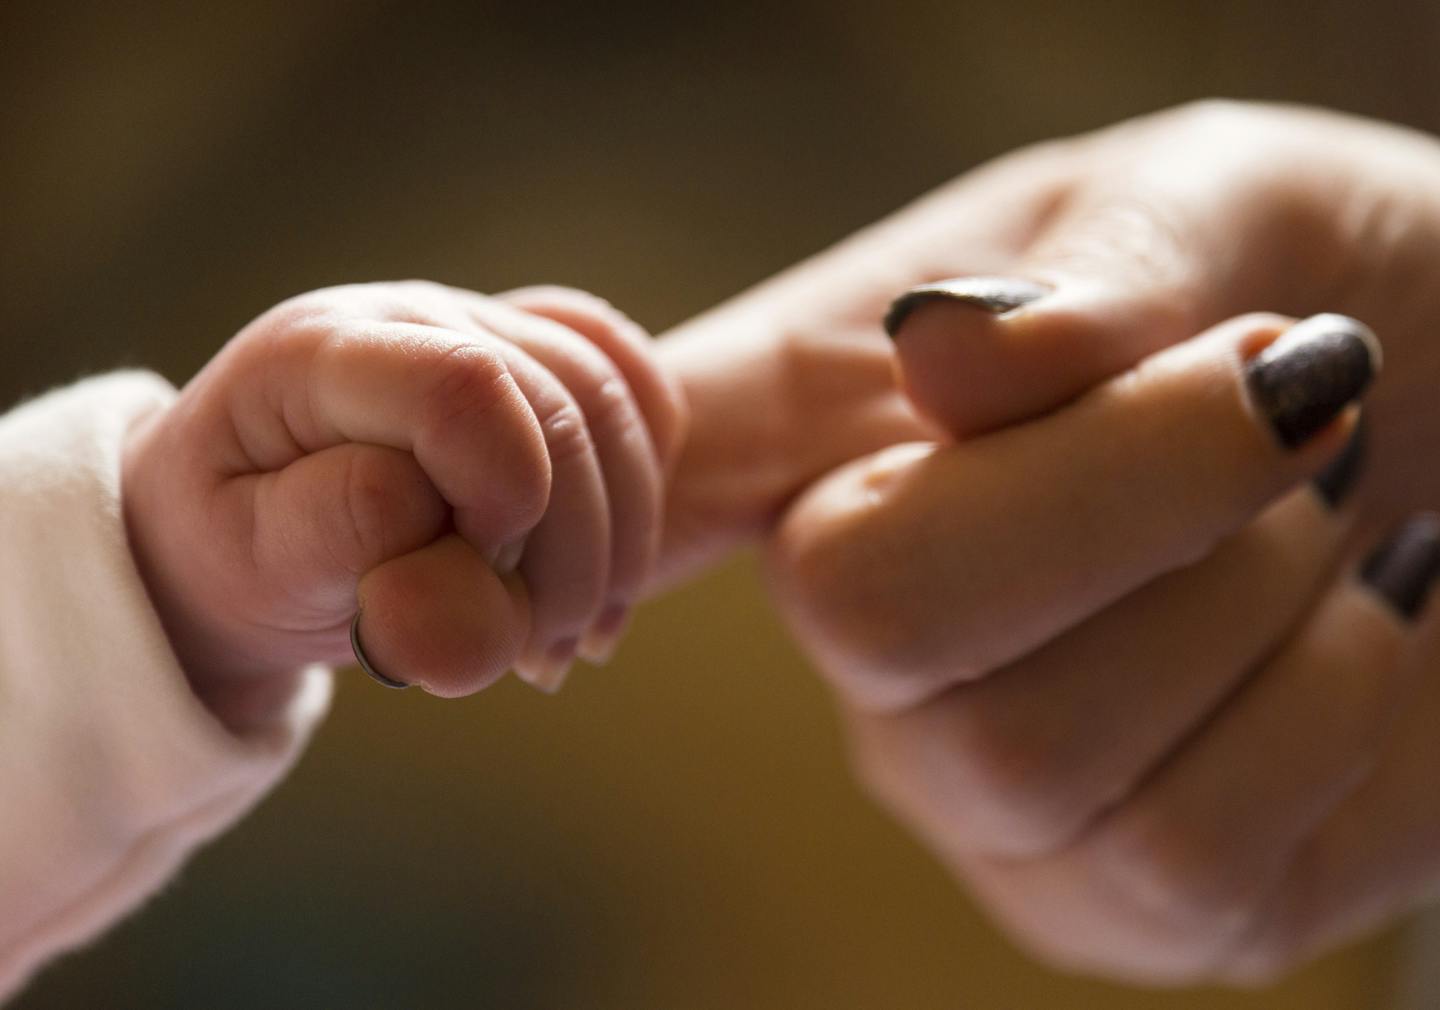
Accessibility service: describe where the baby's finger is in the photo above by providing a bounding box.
[462,297,665,661]
[770,312,1380,710]
[224,444,448,666]
[355,533,531,697]
[497,285,689,473]
[491,345,612,691]
[302,320,552,560]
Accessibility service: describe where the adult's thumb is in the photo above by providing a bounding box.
[883,206,1225,439]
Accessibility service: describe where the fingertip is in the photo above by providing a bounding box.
[1240,313,1380,452]
[883,276,1049,336]
[886,276,1190,439]
[356,536,530,697]
[497,284,689,470]
[1358,512,1440,625]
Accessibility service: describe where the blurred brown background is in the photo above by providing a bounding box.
[4,1,1437,1007]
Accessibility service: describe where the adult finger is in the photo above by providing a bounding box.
[883,102,1338,439]
[953,514,1440,984]
[845,465,1357,859]
[769,312,1379,710]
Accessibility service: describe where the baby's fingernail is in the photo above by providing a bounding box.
[1312,416,1367,509]
[578,603,630,665]
[1245,313,1380,450]
[883,276,1049,337]
[514,637,579,694]
[349,611,410,689]
[486,535,528,575]
[1360,512,1440,622]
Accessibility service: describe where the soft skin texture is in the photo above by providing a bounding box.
[4,280,685,998]
[22,99,1440,997]
[741,101,1440,985]
[123,281,687,712]
[0,374,331,1001]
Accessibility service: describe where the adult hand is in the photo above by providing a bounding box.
[757,101,1440,984]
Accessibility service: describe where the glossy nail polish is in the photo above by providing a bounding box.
[1360,513,1440,621]
[1312,416,1367,509]
[1245,314,1380,449]
[883,276,1049,337]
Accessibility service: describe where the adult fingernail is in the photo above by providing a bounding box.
[1360,513,1440,622]
[1312,415,1367,509]
[1245,313,1380,450]
[514,637,578,694]
[578,602,630,665]
[883,276,1049,337]
[349,611,410,689]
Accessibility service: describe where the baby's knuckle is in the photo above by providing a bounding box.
[578,373,640,437]
[422,344,512,432]
[1164,98,1263,136]
[536,400,593,467]
[336,454,407,571]
[243,296,346,358]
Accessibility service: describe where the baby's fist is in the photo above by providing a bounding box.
[123,282,686,727]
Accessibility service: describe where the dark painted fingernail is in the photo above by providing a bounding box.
[1312,415,1367,509]
[1245,314,1380,449]
[1360,513,1440,622]
[883,276,1049,337]
[350,611,410,689]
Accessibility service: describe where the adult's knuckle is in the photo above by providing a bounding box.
[937,701,1081,851]
[773,510,1000,712]
[1087,812,1261,939]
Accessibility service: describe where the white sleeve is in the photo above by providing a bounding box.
[0,372,333,1001]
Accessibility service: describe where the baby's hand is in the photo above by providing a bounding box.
[123,281,686,726]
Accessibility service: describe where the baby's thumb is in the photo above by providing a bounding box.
[249,443,534,695]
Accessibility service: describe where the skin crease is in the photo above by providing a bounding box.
[123,100,1440,985]
[122,280,689,715]
[754,101,1440,985]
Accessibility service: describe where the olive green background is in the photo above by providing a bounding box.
[4,2,1435,1007]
